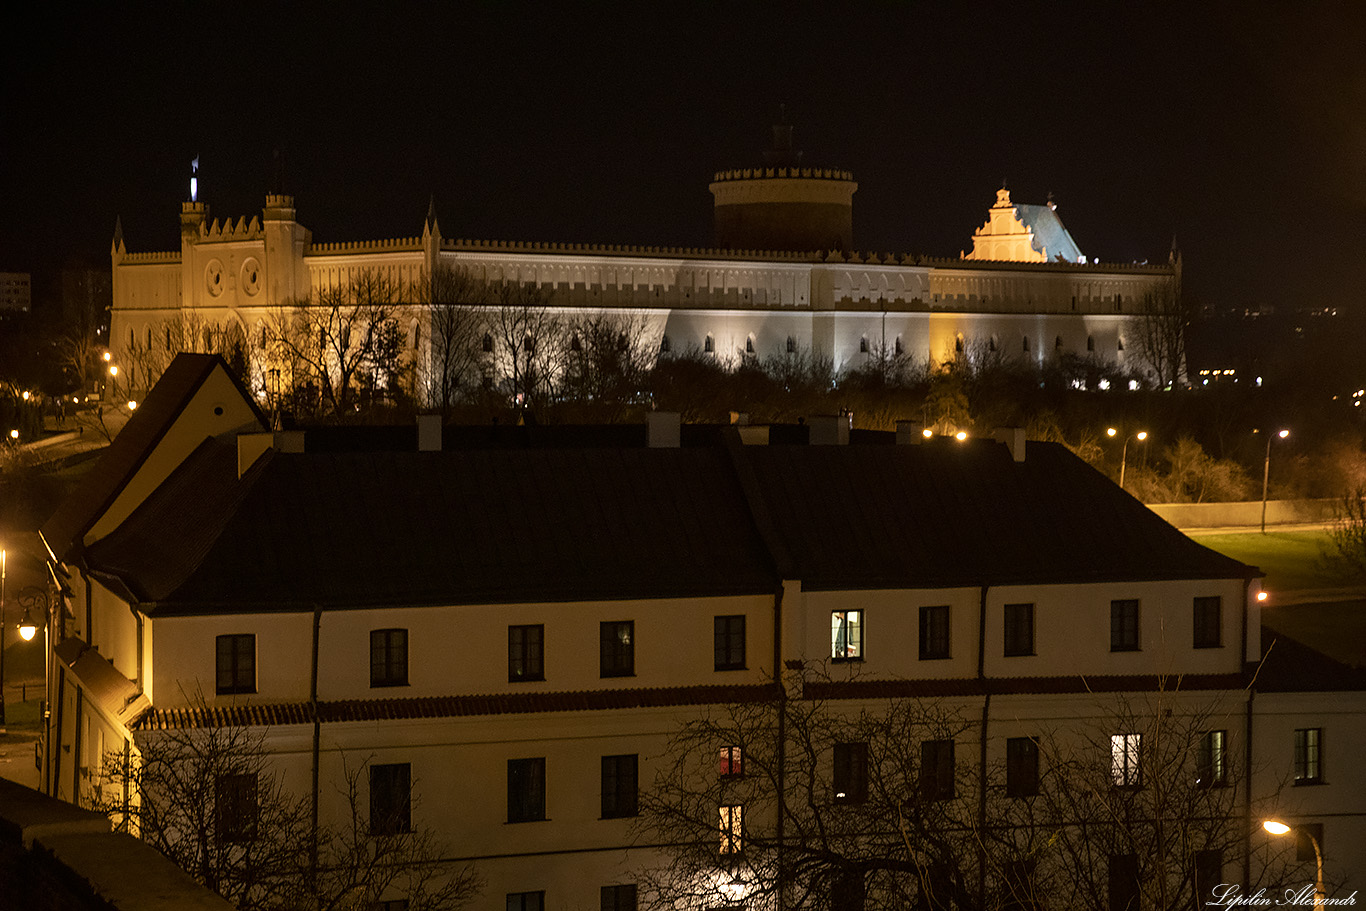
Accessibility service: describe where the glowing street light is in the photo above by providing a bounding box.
[1107,428,1148,490]
[1258,428,1290,534]
[954,430,968,442]
[102,351,111,363]
[1263,819,1323,908]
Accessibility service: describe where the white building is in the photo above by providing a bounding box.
[37,355,1362,910]
[108,147,1176,401]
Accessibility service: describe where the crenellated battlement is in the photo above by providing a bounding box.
[711,166,855,182]
[308,236,424,254]
[200,215,263,241]
[120,250,181,263]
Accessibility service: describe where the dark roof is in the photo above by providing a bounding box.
[739,438,1252,589]
[1253,629,1366,692]
[1015,203,1084,263]
[41,354,265,562]
[133,683,781,730]
[86,438,780,611]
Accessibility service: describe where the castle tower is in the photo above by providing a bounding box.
[262,194,311,305]
[709,119,857,253]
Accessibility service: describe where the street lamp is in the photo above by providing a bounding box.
[1263,819,1323,908]
[1107,428,1148,490]
[0,547,7,731]
[1259,428,1290,534]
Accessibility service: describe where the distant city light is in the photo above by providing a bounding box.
[21,391,29,400]
[108,365,118,376]
[921,428,933,438]
[1263,820,1290,835]
[103,351,111,362]
[1107,427,1117,437]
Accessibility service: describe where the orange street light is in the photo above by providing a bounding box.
[1260,428,1290,534]
[1263,819,1323,907]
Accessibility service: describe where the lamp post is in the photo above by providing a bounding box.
[1263,819,1323,908]
[1259,429,1290,534]
[1107,428,1148,490]
[0,547,6,732]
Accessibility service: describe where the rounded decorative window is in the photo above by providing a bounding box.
[240,257,262,297]
[205,259,225,297]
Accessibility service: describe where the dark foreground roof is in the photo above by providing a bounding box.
[82,428,1252,614]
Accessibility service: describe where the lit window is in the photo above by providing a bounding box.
[919,605,950,660]
[1111,733,1142,787]
[1193,597,1221,649]
[1110,599,1140,652]
[216,634,256,695]
[831,610,863,661]
[714,615,746,671]
[833,742,868,804]
[1197,730,1226,787]
[719,745,744,778]
[719,805,743,855]
[370,628,408,688]
[1294,728,1322,784]
[509,624,544,682]
[1004,603,1034,657]
[600,621,634,678]
[369,763,412,835]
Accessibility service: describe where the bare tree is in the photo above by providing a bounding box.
[264,270,406,420]
[1323,485,1366,582]
[93,696,480,911]
[417,265,491,417]
[1132,282,1192,391]
[485,281,567,412]
[561,310,655,419]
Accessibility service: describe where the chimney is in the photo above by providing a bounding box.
[808,414,849,446]
[417,414,442,452]
[994,427,1027,462]
[729,411,750,426]
[237,432,274,478]
[895,420,927,444]
[647,412,681,448]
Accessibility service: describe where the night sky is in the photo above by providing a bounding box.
[3,2,1364,315]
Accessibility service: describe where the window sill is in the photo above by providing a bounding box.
[714,666,748,672]
[1004,651,1036,658]
[1193,643,1224,650]
[370,681,410,689]
[1110,647,1141,653]
[1293,779,1326,787]
[830,657,864,664]
[506,817,550,825]
[918,654,951,661]
[509,676,546,684]
[600,672,636,679]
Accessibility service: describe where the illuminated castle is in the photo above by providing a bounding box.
[109,131,1177,399]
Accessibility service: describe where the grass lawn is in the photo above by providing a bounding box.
[1187,530,1343,591]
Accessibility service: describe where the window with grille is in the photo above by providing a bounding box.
[507,892,544,911]
[831,610,863,661]
[1294,728,1322,784]
[1197,730,1227,788]
[919,605,950,660]
[216,634,256,695]
[719,745,744,779]
[601,754,638,819]
[509,625,544,682]
[215,773,257,843]
[1110,599,1140,652]
[1193,597,1222,648]
[714,615,746,671]
[369,763,412,835]
[600,621,634,677]
[719,805,743,855]
[1004,603,1034,657]
[370,629,408,687]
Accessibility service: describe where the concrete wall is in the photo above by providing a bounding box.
[1148,498,1338,529]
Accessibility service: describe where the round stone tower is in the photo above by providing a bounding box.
[709,121,857,252]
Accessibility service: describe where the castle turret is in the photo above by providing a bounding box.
[709,119,856,253]
[263,194,311,305]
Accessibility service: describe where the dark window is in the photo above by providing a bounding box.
[507,892,544,911]
[1004,859,1038,911]
[786,336,797,354]
[1197,730,1227,787]
[831,610,863,661]
[1111,734,1142,788]
[660,335,671,354]
[370,629,408,687]
[482,333,494,353]
[833,742,868,804]
[834,870,867,911]
[954,336,964,354]
[714,615,746,671]
[570,335,582,352]
[1296,824,1324,863]
[745,336,755,354]
[1055,335,1064,349]
[859,337,869,353]
[1194,850,1222,904]
[1004,603,1035,657]
[215,773,257,843]
[919,740,955,801]
[601,884,637,911]
[1193,597,1222,648]
[919,605,950,660]
[1116,293,1123,312]
[1087,336,1096,352]
[1006,737,1039,798]
[216,634,255,695]
[508,758,546,822]
[509,625,545,682]
[369,763,411,835]
[374,901,409,911]
[1108,853,1140,911]
[704,335,714,353]
[895,336,905,356]
[601,754,638,819]
[719,745,744,778]
[600,621,634,677]
[918,861,952,911]
[1111,599,1140,651]
[1294,728,1322,784]
[1022,335,1030,352]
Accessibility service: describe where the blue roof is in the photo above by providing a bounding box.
[1014,204,1085,263]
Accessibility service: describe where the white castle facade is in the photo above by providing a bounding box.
[109,155,1177,401]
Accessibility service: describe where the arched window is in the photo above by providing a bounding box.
[955,335,964,354]
[894,336,904,356]
[1117,336,1125,352]
[146,328,153,349]
[1022,335,1030,353]
[786,336,796,354]
[989,335,998,352]
[745,336,755,354]
[1087,336,1095,352]
[482,333,494,353]
[660,335,671,354]
[570,335,582,353]
[859,337,869,354]
[1055,335,1064,350]
[704,335,714,353]
[165,327,172,349]
[523,334,535,354]
[1115,293,1123,312]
